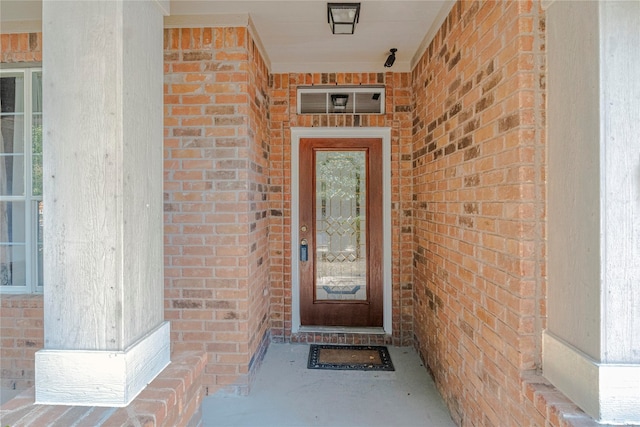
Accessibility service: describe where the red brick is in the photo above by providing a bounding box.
[163,26,272,393]
[1,9,549,426]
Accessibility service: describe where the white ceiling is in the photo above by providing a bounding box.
[1,0,455,73]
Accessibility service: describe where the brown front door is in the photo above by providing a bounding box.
[299,138,383,327]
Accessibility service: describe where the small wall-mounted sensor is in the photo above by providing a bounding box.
[384,48,397,68]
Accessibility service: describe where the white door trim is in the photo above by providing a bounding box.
[290,127,392,334]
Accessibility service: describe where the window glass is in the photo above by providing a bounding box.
[32,72,42,113]
[1,74,26,197]
[0,69,43,292]
[36,200,43,287]
[1,74,25,113]
[32,115,42,196]
[32,71,43,196]
[0,201,26,287]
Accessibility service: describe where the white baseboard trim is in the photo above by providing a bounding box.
[35,321,170,407]
[543,331,640,424]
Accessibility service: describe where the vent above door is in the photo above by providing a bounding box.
[297,86,385,115]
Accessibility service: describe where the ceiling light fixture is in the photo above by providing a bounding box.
[331,94,349,110]
[327,3,361,35]
[384,48,397,68]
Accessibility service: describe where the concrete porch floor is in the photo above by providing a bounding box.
[202,343,456,427]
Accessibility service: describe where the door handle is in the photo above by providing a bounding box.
[300,238,308,262]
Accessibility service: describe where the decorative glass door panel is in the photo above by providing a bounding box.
[315,151,367,301]
[299,138,383,328]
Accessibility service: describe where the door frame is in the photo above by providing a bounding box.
[291,127,392,334]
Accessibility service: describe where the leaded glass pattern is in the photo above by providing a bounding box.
[315,151,367,301]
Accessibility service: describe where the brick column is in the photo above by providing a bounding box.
[35,0,171,406]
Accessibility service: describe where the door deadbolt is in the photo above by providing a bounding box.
[300,238,308,262]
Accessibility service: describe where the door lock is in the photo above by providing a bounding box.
[300,238,308,262]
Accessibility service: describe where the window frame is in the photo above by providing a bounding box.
[297,85,386,115]
[0,67,43,294]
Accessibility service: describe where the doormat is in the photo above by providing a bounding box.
[307,344,395,371]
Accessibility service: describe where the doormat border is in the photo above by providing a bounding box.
[307,344,395,371]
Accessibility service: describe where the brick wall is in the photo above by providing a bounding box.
[268,72,415,345]
[245,32,271,383]
[0,12,601,426]
[411,1,547,425]
[0,33,42,63]
[0,296,42,392]
[163,26,270,395]
[0,32,44,395]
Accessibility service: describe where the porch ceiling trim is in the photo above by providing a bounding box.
[0,20,41,34]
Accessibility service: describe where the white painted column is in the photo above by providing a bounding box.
[544,1,640,423]
[35,0,171,407]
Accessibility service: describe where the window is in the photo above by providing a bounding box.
[0,68,43,293]
[297,86,386,115]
